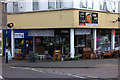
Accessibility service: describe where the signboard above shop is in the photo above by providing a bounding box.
[14,33,24,38]
[79,12,98,26]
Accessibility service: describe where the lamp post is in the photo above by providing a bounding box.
[1,1,8,63]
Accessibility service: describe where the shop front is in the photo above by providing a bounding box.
[115,29,120,48]
[3,29,33,56]
[75,29,93,57]
[28,29,70,55]
[97,29,111,53]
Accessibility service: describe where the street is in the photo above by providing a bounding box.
[2,62,118,80]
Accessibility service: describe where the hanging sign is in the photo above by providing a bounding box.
[79,11,98,26]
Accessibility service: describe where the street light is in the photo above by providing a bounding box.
[1,1,8,63]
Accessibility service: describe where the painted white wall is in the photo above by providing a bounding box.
[18,0,26,12]
[25,0,33,12]
[7,2,13,13]
[73,0,80,8]
[39,0,48,10]
[64,0,73,8]
[93,0,100,11]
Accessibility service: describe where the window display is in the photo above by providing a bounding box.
[97,29,111,52]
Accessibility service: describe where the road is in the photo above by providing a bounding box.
[2,64,118,80]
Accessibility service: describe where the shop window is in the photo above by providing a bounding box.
[33,0,39,10]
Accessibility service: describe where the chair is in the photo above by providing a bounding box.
[53,50,61,61]
[82,47,96,59]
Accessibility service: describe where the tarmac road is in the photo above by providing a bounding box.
[2,64,118,80]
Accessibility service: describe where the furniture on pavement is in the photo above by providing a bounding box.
[38,55,46,60]
[82,47,97,59]
[53,50,61,61]
[110,50,120,58]
[101,52,111,59]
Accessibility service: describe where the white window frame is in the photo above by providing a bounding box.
[80,0,93,9]
[48,0,56,9]
[48,0,64,9]
[33,0,39,11]
[13,1,18,13]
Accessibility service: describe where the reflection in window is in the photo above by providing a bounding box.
[81,0,87,8]
[33,0,39,10]
[88,0,93,9]
[48,0,55,9]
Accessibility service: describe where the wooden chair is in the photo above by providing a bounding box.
[82,47,97,59]
[53,50,61,61]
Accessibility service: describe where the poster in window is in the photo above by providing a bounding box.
[79,11,98,26]
[92,13,98,25]
[85,12,92,26]
[79,12,86,26]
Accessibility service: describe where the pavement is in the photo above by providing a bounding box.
[2,57,119,68]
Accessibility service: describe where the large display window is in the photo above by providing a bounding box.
[97,29,111,52]
[35,29,70,55]
[115,29,120,47]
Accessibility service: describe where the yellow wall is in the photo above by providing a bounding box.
[8,9,120,29]
[8,10,74,29]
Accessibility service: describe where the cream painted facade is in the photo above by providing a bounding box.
[8,9,120,29]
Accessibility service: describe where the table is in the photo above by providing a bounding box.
[110,50,120,58]
[38,55,46,60]
[102,52,111,59]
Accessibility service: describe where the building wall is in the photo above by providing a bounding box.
[8,9,119,29]
[7,0,119,13]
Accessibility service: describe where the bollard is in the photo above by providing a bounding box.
[6,52,8,63]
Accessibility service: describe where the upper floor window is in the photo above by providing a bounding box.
[99,0,104,10]
[87,0,93,9]
[33,0,39,10]
[106,1,115,12]
[48,0,55,9]
[56,0,63,9]
[48,0,63,9]
[80,0,87,8]
[13,2,18,13]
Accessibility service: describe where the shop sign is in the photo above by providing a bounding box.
[75,29,91,35]
[14,33,24,38]
[28,30,54,37]
[79,12,98,26]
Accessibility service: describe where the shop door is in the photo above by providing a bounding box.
[75,35,92,56]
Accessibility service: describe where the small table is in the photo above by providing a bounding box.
[102,52,111,59]
[38,55,46,60]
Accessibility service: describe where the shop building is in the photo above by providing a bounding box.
[2,0,119,58]
[5,8,120,58]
